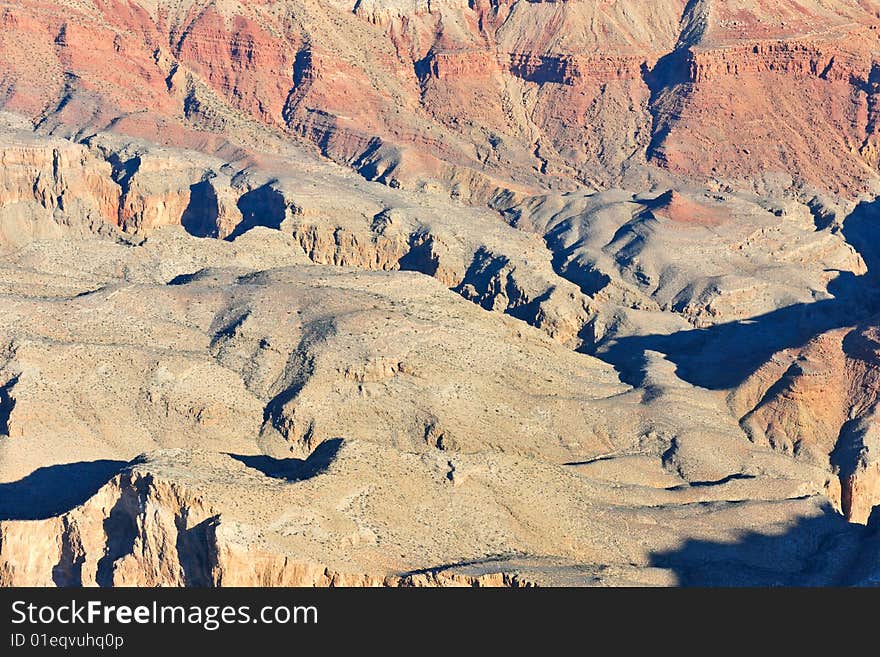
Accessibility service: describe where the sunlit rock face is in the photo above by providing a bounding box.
[2,1,880,587]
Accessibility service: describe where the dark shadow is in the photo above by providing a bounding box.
[508,55,572,85]
[208,309,251,349]
[181,179,220,238]
[259,321,330,436]
[52,519,85,587]
[837,198,880,273]
[542,220,612,296]
[229,438,344,482]
[0,460,127,521]
[398,553,525,578]
[687,473,757,487]
[665,473,757,491]
[641,48,694,162]
[226,183,287,241]
[292,48,313,88]
[105,153,141,189]
[95,477,145,587]
[649,504,870,586]
[399,235,441,278]
[166,271,201,286]
[0,375,18,435]
[597,297,853,388]
[413,53,432,83]
[176,515,220,587]
[451,247,518,311]
[867,505,880,530]
[593,198,880,388]
[563,454,617,467]
[508,289,555,325]
[807,197,837,231]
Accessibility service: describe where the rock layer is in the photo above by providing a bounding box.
[0,1,878,196]
[1,2,880,587]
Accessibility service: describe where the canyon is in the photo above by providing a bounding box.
[1,0,880,586]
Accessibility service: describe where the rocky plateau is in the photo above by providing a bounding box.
[2,0,880,586]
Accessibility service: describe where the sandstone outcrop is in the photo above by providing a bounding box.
[0,1,878,197]
[732,320,880,525]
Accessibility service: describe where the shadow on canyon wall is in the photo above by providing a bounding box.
[649,503,880,586]
[631,199,880,585]
[0,459,127,521]
[228,438,343,482]
[596,198,880,389]
[181,181,288,241]
[225,183,287,241]
[181,179,220,238]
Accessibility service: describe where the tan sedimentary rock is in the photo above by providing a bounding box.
[0,202,857,586]
[0,226,624,478]
[731,321,880,524]
[2,2,880,586]
[0,442,840,587]
[506,187,861,326]
[0,115,120,245]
